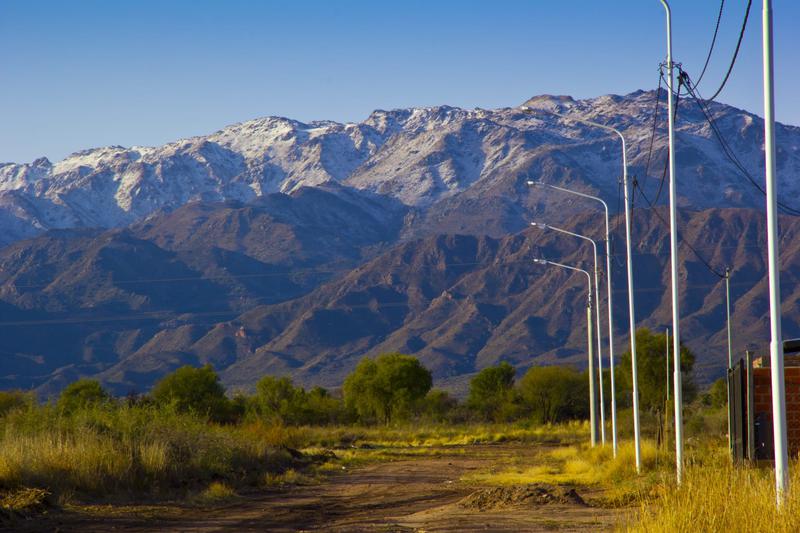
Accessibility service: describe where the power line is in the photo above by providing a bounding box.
[633,179,726,279]
[693,0,726,89]
[680,70,800,216]
[705,0,753,102]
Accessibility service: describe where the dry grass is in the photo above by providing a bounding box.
[465,440,662,486]
[630,461,800,532]
[194,482,237,504]
[0,404,296,497]
[290,420,588,449]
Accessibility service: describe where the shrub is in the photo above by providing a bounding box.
[518,365,588,424]
[617,328,696,413]
[421,389,459,423]
[150,364,233,422]
[0,390,33,417]
[343,353,432,424]
[467,362,516,421]
[57,379,110,414]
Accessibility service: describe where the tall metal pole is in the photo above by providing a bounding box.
[666,328,670,402]
[762,0,788,505]
[726,268,733,369]
[659,0,683,485]
[620,132,642,473]
[535,259,597,446]
[522,110,638,468]
[527,181,618,456]
[587,301,596,447]
[725,268,734,460]
[531,222,605,444]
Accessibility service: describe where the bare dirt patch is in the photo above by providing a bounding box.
[6,444,628,532]
[459,484,586,511]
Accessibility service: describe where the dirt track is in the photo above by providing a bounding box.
[18,444,627,532]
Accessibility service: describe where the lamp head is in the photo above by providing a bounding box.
[526,180,543,187]
[530,221,548,229]
[533,258,547,265]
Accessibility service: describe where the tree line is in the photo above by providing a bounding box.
[0,328,722,427]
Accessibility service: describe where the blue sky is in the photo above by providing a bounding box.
[1,0,797,163]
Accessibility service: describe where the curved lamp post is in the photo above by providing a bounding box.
[520,106,642,472]
[533,258,598,446]
[531,221,606,446]
[528,180,618,456]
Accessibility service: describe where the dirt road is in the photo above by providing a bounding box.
[21,444,628,532]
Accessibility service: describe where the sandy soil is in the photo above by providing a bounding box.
[11,444,628,532]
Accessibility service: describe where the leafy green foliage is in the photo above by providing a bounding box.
[151,364,234,422]
[617,328,696,413]
[343,353,432,424]
[58,379,110,414]
[705,377,728,408]
[467,362,516,421]
[254,377,343,425]
[421,389,459,423]
[518,366,588,423]
[0,390,33,417]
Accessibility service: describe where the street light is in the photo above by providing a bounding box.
[659,0,685,487]
[520,106,643,473]
[534,258,598,446]
[531,221,606,446]
[761,0,789,504]
[528,180,619,457]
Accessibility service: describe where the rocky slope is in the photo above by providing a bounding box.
[0,91,799,395]
[1,91,799,246]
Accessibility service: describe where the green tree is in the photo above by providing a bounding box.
[58,379,110,413]
[518,366,588,424]
[467,362,516,421]
[151,364,232,422]
[617,328,696,413]
[422,389,459,423]
[256,376,303,423]
[705,377,728,408]
[343,353,432,424]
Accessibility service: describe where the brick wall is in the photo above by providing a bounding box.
[752,367,800,457]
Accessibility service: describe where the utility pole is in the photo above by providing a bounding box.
[522,110,640,470]
[525,180,618,456]
[762,0,788,505]
[531,222,605,444]
[534,258,597,446]
[659,0,684,486]
[725,268,734,460]
[587,300,597,446]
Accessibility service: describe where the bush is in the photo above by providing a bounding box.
[151,364,234,422]
[518,366,588,424]
[58,379,110,414]
[343,353,432,424]
[467,362,516,421]
[0,390,33,417]
[254,377,343,425]
[421,389,459,423]
[617,328,696,413]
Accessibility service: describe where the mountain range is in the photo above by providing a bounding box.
[0,90,798,396]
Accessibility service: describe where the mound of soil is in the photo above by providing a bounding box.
[459,484,586,511]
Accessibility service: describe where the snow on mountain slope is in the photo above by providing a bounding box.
[0,90,798,246]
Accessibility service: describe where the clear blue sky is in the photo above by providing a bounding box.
[1,0,797,163]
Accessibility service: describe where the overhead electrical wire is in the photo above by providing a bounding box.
[680,69,800,216]
[705,0,753,102]
[693,0,726,90]
[633,179,726,279]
